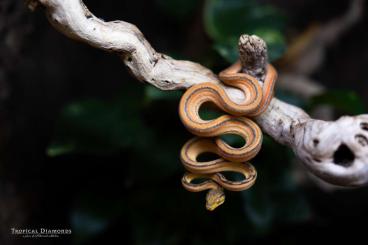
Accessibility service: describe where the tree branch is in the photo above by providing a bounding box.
[27,0,368,186]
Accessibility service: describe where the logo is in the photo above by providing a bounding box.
[11,228,72,238]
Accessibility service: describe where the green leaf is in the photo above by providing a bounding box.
[47,142,76,157]
[213,41,239,63]
[204,0,286,62]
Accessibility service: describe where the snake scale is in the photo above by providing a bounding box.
[179,60,277,211]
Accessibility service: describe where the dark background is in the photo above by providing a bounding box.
[1,0,368,244]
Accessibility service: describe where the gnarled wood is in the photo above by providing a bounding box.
[27,0,368,186]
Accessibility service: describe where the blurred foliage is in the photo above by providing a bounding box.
[45,0,368,244]
[204,0,286,62]
[155,0,200,20]
[308,90,366,115]
[48,85,154,156]
[275,89,306,108]
[242,137,310,233]
[145,86,183,102]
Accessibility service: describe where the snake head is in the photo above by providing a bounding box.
[205,189,225,211]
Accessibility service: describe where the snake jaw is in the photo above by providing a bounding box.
[205,189,225,211]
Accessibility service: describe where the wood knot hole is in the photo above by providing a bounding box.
[333,144,355,167]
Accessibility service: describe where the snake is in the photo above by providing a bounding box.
[179,60,277,211]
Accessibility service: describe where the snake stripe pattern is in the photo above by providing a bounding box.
[179,60,277,211]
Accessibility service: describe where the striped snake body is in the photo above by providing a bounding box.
[179,61,277,211]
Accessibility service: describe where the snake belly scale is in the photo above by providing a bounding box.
[179,61,277,211]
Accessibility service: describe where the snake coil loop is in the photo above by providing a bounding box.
[179,61,277,211]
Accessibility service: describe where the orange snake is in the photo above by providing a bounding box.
[179,61,277,210]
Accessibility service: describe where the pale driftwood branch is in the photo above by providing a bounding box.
[28,0,368,186]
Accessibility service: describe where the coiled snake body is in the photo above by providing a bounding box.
[179,61,277,210]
